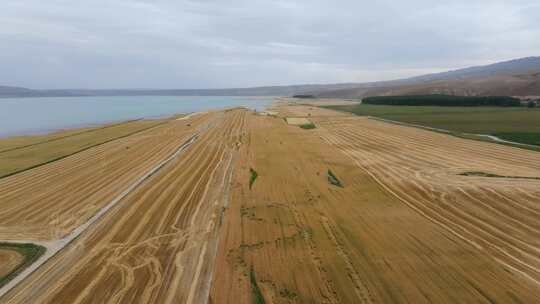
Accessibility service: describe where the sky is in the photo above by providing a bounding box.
[1,0,539,89]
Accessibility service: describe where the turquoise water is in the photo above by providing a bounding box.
[0,96,272,137]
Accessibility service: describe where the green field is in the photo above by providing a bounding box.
[324,104,540,147]
[0,243,46,288]
[362,95,521,107]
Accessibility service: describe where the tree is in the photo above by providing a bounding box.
[527,101,537,108]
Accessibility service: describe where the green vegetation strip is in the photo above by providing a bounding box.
[0,120,170,180]
[327,169,343,187]
[299,123,316,129]
[0,243,46,288]
[459,171,540,180]
[494,133,540,147]
[250,267,266,304]
[324,104,540,148]
[363,95,521,107]
[249,168,258,190]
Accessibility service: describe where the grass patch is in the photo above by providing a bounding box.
[299,123,316,129]
[324,104,540,147]
[327,169,343,187]
[249,168,258,190]
[279,288,298,299]
[250,267,266,304]
[0,243,46,288]
[493,133,540,146]
[459,171,540,180]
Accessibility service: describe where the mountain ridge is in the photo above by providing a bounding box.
[2,56,539,98]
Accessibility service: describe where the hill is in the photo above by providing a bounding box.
[0,86,35,97]
[316,57,540,98]
[2,57,539,98]
[409,56,540,82]
[0,84,362,98]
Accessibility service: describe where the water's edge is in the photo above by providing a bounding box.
[0,96,272,138]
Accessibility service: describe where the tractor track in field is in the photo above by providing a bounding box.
[0,132,200,299]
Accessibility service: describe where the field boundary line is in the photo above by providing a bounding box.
[0,119,171,180]
[0,119,143,154]
[200,153,236,304]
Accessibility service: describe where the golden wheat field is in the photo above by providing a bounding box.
[0,105,538,303]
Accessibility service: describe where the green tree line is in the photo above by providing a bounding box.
[362,95,521,107]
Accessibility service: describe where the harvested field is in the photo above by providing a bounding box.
[305,98,361,106]
[177,112,204,121]
[210,108,540,303]
[0,119,167,178]
[0,250,23,278]
[285,117,311,126]
[278,105,352,118]
[0,113,211,240]
[314,115,540,288]
[2,109,247,303]
[1,104,539,303]
[279,97,360,107]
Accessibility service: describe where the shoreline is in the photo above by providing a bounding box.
[0,95,274,139]
[0,115,178,140]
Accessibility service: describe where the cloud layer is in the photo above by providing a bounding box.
[1,0,539,88]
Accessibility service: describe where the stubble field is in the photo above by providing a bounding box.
[0,105,538,303]
[210,106,540,303]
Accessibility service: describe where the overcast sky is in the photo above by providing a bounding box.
[1,0,539,89]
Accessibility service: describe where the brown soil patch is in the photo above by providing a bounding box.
[0,250,23,278]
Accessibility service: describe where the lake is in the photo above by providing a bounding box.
[0,96,273,137]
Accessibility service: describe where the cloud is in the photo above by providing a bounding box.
[0,0,538,88]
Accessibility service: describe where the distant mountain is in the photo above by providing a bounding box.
[0,85,35,97]
[409,56,540,82]
[2,57,539,98]
[317,70,540,98]
[0,84,363,98]
[316,57,540,98]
